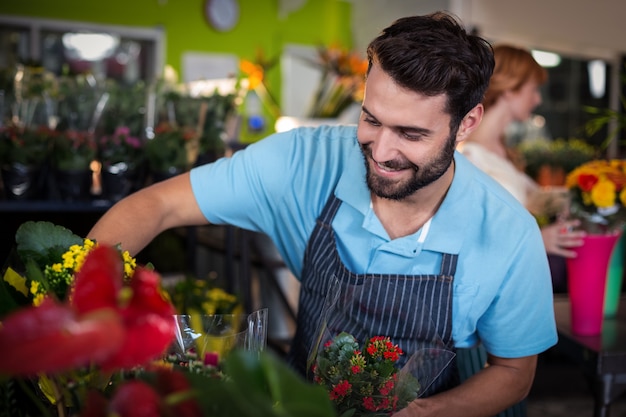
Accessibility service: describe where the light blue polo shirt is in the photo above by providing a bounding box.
[190,125,557,358]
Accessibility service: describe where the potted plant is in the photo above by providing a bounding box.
[97,126,146,201]
[50,129,97,201]
[145,122,196,182]
[0,124,52,199]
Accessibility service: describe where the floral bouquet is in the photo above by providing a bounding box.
[307,277,456,417]
[313,332,420,416]
[565,159,626,234]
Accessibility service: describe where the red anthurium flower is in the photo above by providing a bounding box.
[109,380,162,417]
[72,245,123,313]
[0,298,124,376]
[99,267,176,371]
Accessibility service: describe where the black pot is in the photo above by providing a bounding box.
[54,168,93,202]
[100,162,144,202]
[1,162,45,200]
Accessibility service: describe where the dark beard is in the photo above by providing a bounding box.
[361,134,457,200]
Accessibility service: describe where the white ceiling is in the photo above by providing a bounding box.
[350,0,626,61]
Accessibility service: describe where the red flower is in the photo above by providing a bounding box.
[72,244,123,313]
[363,396,377,411]
[577,173,599,192]
[98,266,176,370]
[379,379,395,395]
[204,351,220,367]
[109,380,162,417]
[0,298,124,375]
[330,380,352,400]
[0,245,175,375]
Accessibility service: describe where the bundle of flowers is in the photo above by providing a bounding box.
[312,332,420,416]
[565,159,626,233]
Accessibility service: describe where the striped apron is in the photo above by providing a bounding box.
[287,194,459,396]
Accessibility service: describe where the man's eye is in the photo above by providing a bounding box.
[401,131,422,141]
[364,117,380,126]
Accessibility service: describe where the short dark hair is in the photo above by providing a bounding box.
[366,11,494,133]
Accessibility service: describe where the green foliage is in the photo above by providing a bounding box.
[99,81,148,137]
[518,138,597,180]
[15,221,83,270]
[583,70,626,151]
[0,222,84,315]
[145,123,194,172]
[191,350,337,417]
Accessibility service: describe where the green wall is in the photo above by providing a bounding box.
[0,0,353,104]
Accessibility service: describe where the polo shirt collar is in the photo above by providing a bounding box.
[335,150,473,255]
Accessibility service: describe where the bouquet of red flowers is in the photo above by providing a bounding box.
[313,332,420,416]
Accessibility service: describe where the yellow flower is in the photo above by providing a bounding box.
[590,179,617,208]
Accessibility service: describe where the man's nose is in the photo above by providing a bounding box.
[369,129,399,163]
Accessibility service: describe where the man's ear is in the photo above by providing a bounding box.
[455,104,484,143]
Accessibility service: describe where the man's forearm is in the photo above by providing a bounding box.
[393,355,537,417]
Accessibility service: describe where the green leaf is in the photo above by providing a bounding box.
[14,221,83,270]
[191,351,337,417]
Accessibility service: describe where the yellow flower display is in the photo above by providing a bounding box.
[30,238,136,305]
[565,159,626,233]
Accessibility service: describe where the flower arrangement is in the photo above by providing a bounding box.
[51,129,97,171]
[312,332,420,416]
[565,159,626,233]
[0,223,338,417]
[0,124,52,167]
[145,121,196,175]
[0,221,176,416]
[305,45,368,118]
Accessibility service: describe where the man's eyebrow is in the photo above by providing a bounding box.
[361,105,434,136]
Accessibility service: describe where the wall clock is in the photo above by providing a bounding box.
[204,0,240,32]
